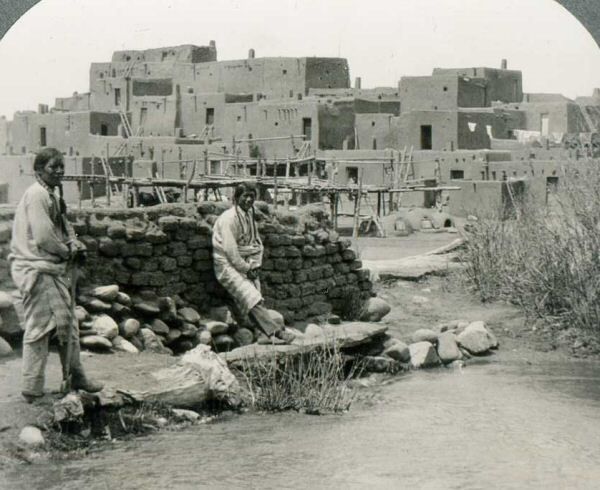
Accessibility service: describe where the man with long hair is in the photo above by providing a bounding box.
[9,148,103,403]
[212,183,294,343]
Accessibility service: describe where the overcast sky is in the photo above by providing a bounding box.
[0,0,599,117]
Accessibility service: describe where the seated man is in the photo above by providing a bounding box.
[212,183,294,343]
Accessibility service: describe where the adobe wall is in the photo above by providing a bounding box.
[0,203,373,324]
[399,76,459,112]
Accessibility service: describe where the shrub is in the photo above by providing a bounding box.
[461,162,600,334]
[237,345,359,414]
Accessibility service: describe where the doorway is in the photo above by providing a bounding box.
[420,125,432,150]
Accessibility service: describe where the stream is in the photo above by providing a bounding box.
[4,354,600,489]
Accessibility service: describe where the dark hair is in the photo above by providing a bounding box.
[233,183,257,204]
[33,147,63,173]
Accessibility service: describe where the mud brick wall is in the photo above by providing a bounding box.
[0,203,373,323]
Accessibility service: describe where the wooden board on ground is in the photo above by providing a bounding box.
[220,322,388,363]
[363,253,464,281]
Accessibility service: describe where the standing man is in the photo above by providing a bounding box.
[212,183,294,343]
[9,148,103,403]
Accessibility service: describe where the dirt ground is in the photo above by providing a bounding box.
[0,230,579,456]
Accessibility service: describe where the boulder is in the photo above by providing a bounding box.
[119,318,141,338]
[110,302,132,317]
[133,301,161,316]
[233,327,254,347]
[268,309,285,329]
[92,314,119,340]
[197,330,212,345]
[408,341,441,369]
[205,321,229,336]
[0,336,13,356]
[411,328,438,344]
[85,298,113,313]
[80,335,113,351]
[213,334,235,352]
[178,307,201,325]
[171,408,201,422]
[363,356,398,373]
[456,321,498,355]
[166,329,182,345]
[129,334,144,352]
[19,426,45,447]
[208,306,234,325]
[328,314,341,325]
[140,328,172,355]
[447,360,465,370]
[91,285,119,302]
[359,297,391,322]
[150,319,170,336]
[411,295,429,305]
[112,336,139,354]
[116,292,132,306]
[383,339,410,362]
[181,323,199,338]
[74,306,89,323]
[436,332,462,364]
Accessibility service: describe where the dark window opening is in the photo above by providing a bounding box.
[443,86,448,91]
[111,68,116,77]
[450,170,464,179]
[302,118,312,140]
[282,69,287,75]
[420,125,432,150]
[40,127,47,147]
[100,124,108,136]
[205,108,214,125]
[371,121,375,127]
[372,138,377,150]
[114,88,121,107]
[346,166,358,184]
[492,171,497,180]
[139,107,148,127]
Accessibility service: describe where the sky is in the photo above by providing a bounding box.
[0,0,599,117]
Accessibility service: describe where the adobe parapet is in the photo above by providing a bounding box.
[112,44,217,64]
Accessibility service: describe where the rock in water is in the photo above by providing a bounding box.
[233,328,254,346]
[205,320,229,335]
[0,336,13,356]
[197,330,212,345]
[91,285,119,302]
[92,314,119,339]
[268,309,285,330]
[456,321,498,355]
[213,334,235,352]
[166,329,182,345]
[80,335,113,351]
[119,318,141,338]
[383,339,410,362]
[178,307,201,325]
[171,408,200,422]
[437,332,462,364]
[150,319,170,336]
[408,341,441,369]
[359,297,391,322]
[411,328,438,344]
[19,426,44,447]
[112,336,139,354]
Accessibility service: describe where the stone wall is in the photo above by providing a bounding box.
[0,202,373,324]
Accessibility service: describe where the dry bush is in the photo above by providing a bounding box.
[238,346,359,414]
[461,162,600,334]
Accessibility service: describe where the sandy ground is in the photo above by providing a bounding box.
[0,230,570,453]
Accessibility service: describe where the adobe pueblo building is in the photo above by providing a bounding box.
[0,42,599,217]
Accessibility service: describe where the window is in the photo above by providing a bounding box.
[372,138,377,150]
[346,166,358,184]
[450,170,464,180]
[139,107,148,127]
[302,118,312,140]
[100,124,108,136]
[282,69,287,75]
[492,171,497,180]
[443,86,448,92]
[205,108,214,125]
[114,88,121,107]
[40,127,47,147]
[420,125,432,150]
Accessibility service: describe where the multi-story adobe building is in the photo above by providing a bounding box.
[0,42,599,209]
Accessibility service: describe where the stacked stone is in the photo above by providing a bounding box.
[259,222,373,324]
[76,284,257,355]
[0,209,14,290]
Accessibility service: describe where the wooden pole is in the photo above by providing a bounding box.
[90,156,96,207]
[352,168,365,238]
[273,163,278,210]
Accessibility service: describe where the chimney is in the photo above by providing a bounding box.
[355,77,362,89]
[501,59,507,70]
[248,48,255,59]
[209,40,216,49]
